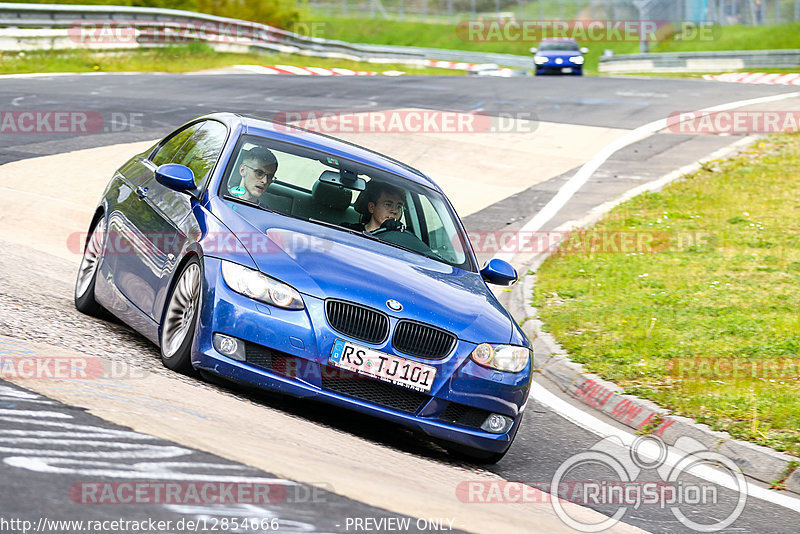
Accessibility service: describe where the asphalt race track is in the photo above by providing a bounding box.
[1,73,800,533]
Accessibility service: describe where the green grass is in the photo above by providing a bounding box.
[532,133,800,456]
[646,22,800,53]
[0,43,463,76]
[311,17,800,72]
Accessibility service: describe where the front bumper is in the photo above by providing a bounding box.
[191,257,532,453]
[535,60,582,74]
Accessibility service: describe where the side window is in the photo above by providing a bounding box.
[172,121,228,187]
[418,194,465,264]
[151,123,203,166]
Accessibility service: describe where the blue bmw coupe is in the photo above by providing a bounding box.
[75,113,532,462]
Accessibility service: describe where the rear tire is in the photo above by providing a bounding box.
[160,258,202,374]
[74,216,106,317]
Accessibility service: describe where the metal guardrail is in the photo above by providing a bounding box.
[600,49,800,73]
[0,2,533,69]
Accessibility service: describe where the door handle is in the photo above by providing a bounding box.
[136,186,148,199]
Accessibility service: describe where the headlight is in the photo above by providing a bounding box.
[569,56,585,65]
[221,260,304,310]
[534,55,549,65]
[470,343,530,373]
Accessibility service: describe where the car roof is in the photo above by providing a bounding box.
[213,113,439,190]
[539,37,579,43]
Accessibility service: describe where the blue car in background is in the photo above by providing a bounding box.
[531,38,588,75]
[74,113,533,462]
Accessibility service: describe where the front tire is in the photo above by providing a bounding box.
[160,258,202,373]
[75,215,106,317]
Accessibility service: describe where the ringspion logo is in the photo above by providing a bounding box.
[458,435,747,532]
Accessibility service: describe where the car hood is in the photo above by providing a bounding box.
[247,225,513,345]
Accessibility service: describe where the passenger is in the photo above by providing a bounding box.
[344,182,405,233]
[230,147,278,204]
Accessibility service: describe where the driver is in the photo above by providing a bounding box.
[344,183,405,233]
[230,147,278,204]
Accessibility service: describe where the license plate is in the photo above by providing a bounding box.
[329,339,436,393]
[561,67,573,73]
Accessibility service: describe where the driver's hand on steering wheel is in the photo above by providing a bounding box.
[380,218,404,232]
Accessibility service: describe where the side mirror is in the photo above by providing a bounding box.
[155,163,196,193]
[529,47,538,54]
[480,258,517,286]
[580,47,589,54]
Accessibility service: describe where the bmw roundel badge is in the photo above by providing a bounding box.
[386,299,403,312]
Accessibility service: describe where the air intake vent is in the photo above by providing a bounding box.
[325,300,389,344]
[393,320,456,359]
[437,402,491,429]
[245,343,302,378]
[321,366,429,413]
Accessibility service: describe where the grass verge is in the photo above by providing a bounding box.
[532,133,800,456]
[0,44,463,76]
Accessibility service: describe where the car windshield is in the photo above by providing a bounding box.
[539,41,580,51]
[220,134,473,271]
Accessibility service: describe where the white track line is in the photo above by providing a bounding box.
[491,90,800,263]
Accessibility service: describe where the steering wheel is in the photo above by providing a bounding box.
[371,226,402,236]
[370,220,405,236]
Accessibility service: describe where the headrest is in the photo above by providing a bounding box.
[312,176,351,210]
[353,179,380,216]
